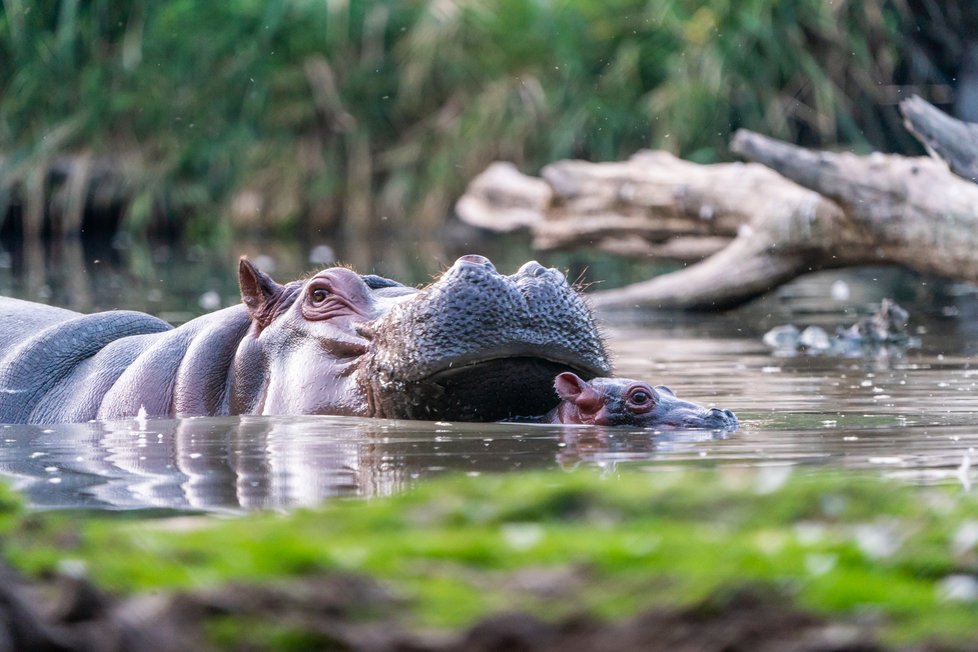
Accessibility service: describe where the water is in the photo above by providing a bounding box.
[2,237,978,513]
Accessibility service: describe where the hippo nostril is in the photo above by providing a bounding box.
[518,261,550,278]
[723,409,735,419]
[456,254,496,272]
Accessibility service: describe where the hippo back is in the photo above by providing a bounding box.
[0,298,173,423]
[0,297,80,351]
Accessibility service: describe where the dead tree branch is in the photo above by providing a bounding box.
[456,96,978,311]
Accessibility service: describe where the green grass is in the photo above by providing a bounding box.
[4,468,978,645]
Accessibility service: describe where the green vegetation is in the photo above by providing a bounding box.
[0,1,958,238]
[5,468,978,645]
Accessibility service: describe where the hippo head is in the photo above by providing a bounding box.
[552,372,738,430]
[230,255,611,421]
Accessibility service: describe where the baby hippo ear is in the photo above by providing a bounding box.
[554,372,590,401]
[239,257,284,321]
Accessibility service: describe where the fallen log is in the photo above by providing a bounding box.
[456,97,978,310]
[901,94,978,183]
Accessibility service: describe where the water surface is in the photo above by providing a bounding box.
[2,238,977,513]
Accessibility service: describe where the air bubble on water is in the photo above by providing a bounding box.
[868,456,902,465]
[136,406,148,431]
[957,450,972,492]
[830,280,850,301]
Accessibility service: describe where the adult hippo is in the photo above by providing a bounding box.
[0,255,610,424]
[544,372,738,430]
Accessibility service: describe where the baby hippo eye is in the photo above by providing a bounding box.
[630,390,651,404]
[626,385,656,408]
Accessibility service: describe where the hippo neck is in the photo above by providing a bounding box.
[93,305,256,421]
[170,305,257,417]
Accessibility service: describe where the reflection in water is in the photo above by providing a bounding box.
[0,416,731,513]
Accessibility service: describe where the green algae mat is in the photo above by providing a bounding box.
[3,467,978,648]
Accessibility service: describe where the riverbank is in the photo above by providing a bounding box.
[2,468,977,649]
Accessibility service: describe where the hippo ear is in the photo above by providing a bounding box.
[554,372,588,401]
[238,257,283,320]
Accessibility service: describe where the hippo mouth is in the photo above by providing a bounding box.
[422,353,607,422]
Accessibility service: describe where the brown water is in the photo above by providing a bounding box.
[2,236,978,513]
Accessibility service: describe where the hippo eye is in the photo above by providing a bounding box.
[309,287,330,304]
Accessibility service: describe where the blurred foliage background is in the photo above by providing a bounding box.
[0,0,974,242]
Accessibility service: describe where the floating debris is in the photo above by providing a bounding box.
[762,299,919,357]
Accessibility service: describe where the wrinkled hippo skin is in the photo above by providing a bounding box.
[0,255,610,424]
[543,372,738,430]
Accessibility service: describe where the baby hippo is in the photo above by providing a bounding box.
[546,373,738,430]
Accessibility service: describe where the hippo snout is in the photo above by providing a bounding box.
[454,254,497,273]
[517,260,551,278]
[362,255,610,421]
[704,407,738,429]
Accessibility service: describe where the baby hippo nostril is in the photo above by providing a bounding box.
[456,254,496,272]
[724,409,735,419]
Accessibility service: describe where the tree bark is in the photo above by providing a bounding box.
[901,94,978,183]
